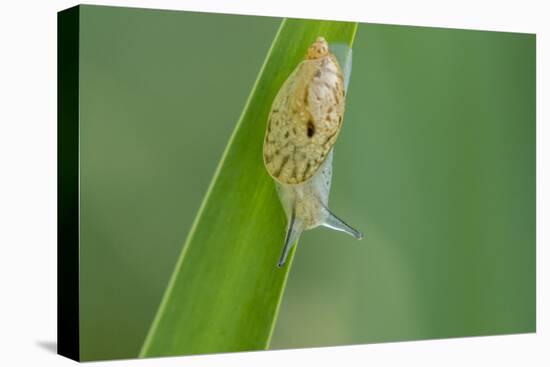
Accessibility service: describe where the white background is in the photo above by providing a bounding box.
[0,0,547,366]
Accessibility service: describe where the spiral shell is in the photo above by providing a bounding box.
[263,37,346,185]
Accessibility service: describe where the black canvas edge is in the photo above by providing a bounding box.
[57,5,80,362]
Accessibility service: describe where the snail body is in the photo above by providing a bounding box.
[263,37,363,267]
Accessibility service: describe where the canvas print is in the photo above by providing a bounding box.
[57,4,536,362]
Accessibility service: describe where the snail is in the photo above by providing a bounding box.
[263,36,363,268]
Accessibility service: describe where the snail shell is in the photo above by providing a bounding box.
[263,37,363,268]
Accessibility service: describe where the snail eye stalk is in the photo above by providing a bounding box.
[278,210,304,268]
[322,208,364,240]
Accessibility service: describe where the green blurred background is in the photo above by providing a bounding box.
[78,5,535,361]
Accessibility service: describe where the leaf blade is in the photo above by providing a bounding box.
[140,18,358,357]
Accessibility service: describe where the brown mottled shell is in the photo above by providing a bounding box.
[263,37,346,185]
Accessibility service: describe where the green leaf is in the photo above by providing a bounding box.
[140,18,358,357]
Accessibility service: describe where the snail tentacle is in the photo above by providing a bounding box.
[321,206,364,240]
[278,209,304,268]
